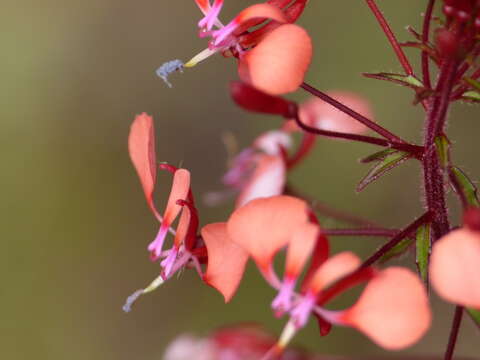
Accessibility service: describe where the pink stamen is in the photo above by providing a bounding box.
[290,293,316,329]
[170,251,193,275]
[161,247,179,278]
[271,277,296,317]
[148,225,170,258]
[198,0,223,31]
[212,21,238,46]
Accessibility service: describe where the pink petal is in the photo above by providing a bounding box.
[299,92,373,135]
[172,205,191,248]
[238,24,312,95]
[162,168,191,227]
[253,130,291,155]
[430,228,480,308]
[202,223,249,302]
[235,155,286,208]
[285,223,319,278]
[340,267,431,350]
[233,3,287,34]
[227,196,309,270]
[307,252,361,294]
[128,113,160,219]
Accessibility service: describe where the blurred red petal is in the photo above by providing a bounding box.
[163,169,191,226]
[202,223,249,302]
[173,205,191,248]
[299,92,373,134]
[128,113,160,219]
[236,155,286,208]
[239,24,312,95]
[307,252,360,294]
[430,228,480,308]
[194,0,210,14]
[341,267,431,350]
[229,81,294,117]
[227,196,309,270]
[285,223,319,278]
[233,3,287,35]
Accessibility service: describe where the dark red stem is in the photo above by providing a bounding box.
[300,83,409,143]
[323,228,399,237]
[317,267,377,306]
[287,132,316,169]
[292,102,424,157]
[285,185,380,227]
[444,306,464,360]
[422,0,436,89]
[365,0,415,76]
[423,58,459,241]
[360,212,432,268]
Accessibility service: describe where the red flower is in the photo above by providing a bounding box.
[223,196,431,355]
[159,1,313,94]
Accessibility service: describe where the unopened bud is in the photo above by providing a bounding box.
[230,81,295,118]
[463,207,480,232]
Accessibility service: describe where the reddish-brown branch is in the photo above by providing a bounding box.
[301,83,408,144]
[292,102,424,157]
[444,306,464,360]
[285,185,380,228]
[360,212,432,268]
[422,0,436,89]
[423,57,459,240]
[323,228,399,237]
[365,0,415,76]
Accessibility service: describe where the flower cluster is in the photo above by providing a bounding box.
[123,0,480,358]
[124,110,431,355]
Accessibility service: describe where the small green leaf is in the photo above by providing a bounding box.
[416,223,431,282]
[464,77,480,92]
[467,308,480,328]
[462,90,480,102]
[434,135,451,168]
[379,237,415,264]
[363,72,424,89]
[360,148,398,163]
[449,166,480,207]
[357,151,413,192]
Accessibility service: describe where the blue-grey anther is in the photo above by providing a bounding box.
[156,59,184,88]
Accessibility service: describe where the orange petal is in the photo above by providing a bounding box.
[128,113,159,218]
[238,24,312,95]
[227,196,309,270]
[233,3,287,35]
[299,92,373,135]
[202,223,249,302]
[307,252,361,294]
[430,228,480,308]
[236,155,286,208]
[173,205,191,248]
[341,267,431,350]
[285,223,319,278]
[194,0,210,14]
[162,169,191,226]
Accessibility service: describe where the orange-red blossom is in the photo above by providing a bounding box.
[181,0,313,94]
[430,209,480,310]
[126,113,431,353]
[203,196,431,353]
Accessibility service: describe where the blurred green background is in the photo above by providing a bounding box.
[1,1,479,359]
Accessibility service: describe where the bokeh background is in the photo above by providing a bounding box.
[1,1,479,359]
